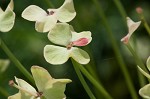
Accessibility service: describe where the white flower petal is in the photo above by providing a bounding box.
[6,0,14,11]
[147,56,150,71]
[137,66,150,79]
[8,93,21,99]
[44,45,70,65]
[0,59,10,73]
[139,84,150,99]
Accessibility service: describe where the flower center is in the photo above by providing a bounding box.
[48,11,55,15]
[66,42,73,50]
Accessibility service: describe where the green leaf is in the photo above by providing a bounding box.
[147,56,150,71]
[44,45,70,65]
[48,23,72,46]
[31,66,72,99]
[139,84,150,99]
[22,5,47,21]
[71,31,92,45]
[55,0,76,22]
[0,7,15,32]
[35,15,57,32]
[0,59,10,73]
[71,47,90,64]
[138,66,150,79]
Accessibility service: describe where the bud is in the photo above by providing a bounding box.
[136,7,143,14]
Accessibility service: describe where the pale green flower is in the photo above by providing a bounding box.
[8,66,72,99]
[0,59,10,73]
[44,23,92,65]
[121,17,141,44]
[21,0,76,33]
[0,0,15,32]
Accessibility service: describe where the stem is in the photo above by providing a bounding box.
[91,0,138,99]
[71,59,113,99]
[0,87,9,97]
[0,39,34,84]
[71,59,96,99]
[142,17,150,35]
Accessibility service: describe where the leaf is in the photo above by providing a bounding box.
[138,66,150,79]
[71,47,90,64]
[0,59,10,73]
[55,0,76,22]
[31,66,72,99]
[147,56,150,71]
[48,23,72,46]
[44,45,70,65]
[22,5,47,21]
[139,84,150,99]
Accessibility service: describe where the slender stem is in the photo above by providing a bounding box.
[91,0,138,99]
[0,87,9,97]
[0,39,34,84]
[71,59,96,99]
[142,17,150,35]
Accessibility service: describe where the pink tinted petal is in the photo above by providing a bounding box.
[121,34,129,44]
[72,38,89,46]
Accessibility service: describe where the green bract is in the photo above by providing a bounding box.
[8,66,72,99]
[44,23,92,65]
[0,0,15,32]
[0,59,10,73]
[21,0,76,33]
[121,17,141,44]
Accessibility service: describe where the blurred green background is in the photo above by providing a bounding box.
[0,0,150,99]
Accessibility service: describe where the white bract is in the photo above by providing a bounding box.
[8,66,72,99]
[121,17,141,44]
[44,23,92,65]
[21,0,76,33]
[0,0,15,32]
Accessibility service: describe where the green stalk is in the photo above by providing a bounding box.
[0,39,34,84]
[71,59,96,99]
[91,0,138,99]
[142,17,150,35]
[0,87,9,97]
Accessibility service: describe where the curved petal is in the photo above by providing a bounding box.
[0,7,15,32]
[56,0,76,22]
[71,47,90,64]
[139,84,150,99]
[35,15,57,32]
[147,56,150,71]
[6,0,14,11]
[22,5,47,21]
[8,93,21,99]
[48,23,72,46]
[71,31,92,45]
[31,66,71,99]
[138,66,150,79]
[44,45,70,65]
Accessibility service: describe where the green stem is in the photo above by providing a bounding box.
[0,39,34,84]
[71,59,96,99]
[91,0,138,99]
[0,87,9,97]
[142,17,150,35]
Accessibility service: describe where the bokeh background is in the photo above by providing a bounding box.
[0,0,150,99]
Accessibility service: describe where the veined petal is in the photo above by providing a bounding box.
[8,93,21,99]
[147,56,150,71]
[139,84,150,99]
[71,31,92,45]
[48,23,72,46]
[71,47,90,64]
[0,7,15,32]
[35,15,57,32]
[22,5,47,21]
[44,45,70,65]
[56,0,76,22]
[31,66,71,99]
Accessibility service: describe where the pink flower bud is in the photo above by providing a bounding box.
[136,7,143,14]
[121,35,129,44]
[73,38,89,46]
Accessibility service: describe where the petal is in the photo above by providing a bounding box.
[31,66,72,99]
[0,7,15,32]
[8,93,21,99]
[44,45,70,65]
[71,31,92,45]
[6,0,14,11]
[137,66,150,79]
[127,17,141,36]
[56,0,76,22]
[22,5,47,21]
[0,59,10,73]
[139,84,150,99]
[48,23,72,46]
[35,16,57,32]
[147,56,150,71]
[71,47,90,64]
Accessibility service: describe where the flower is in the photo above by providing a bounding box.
[0,59,10,73]
[0,0,15,32]
[121,17,141,44]
[21,0,76,33]
[44,23,92,65]
[8,66,72,99]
